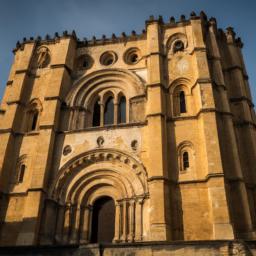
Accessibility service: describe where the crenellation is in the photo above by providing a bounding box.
[0,12,256,253]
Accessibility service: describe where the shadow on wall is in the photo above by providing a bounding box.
[167,120,184,240]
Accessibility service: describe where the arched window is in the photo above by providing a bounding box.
[179,91,186,113]
[182,151,189,170]
[18,164,26,183]
[25,99,42,132]
[104,97,114,125]
[118,96,126,124]
[93,100,101,127]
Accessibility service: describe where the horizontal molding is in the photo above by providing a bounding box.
[229,96,254,107]
[39,125,55,130]
[147,173,225,185]
[146,51,166,58]
[15,69,29,75]
[50,64,72,75]
[0,188,47,197]
[44,96,64,102]
[167,108,233,122]
[62,121,147,134]
[178,173,224,185]
[147,176,170,183]
[223,65,243,72]
[146,82,167,92]
[146,113,165,119]
[234,120,256,129]
[6,100,25,106]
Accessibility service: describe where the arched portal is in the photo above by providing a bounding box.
[91,196,115,243]
[41,149,148,245]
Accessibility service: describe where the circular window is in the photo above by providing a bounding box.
[124,48,141,65]
[100,51,117,66]
[77,54,93,70]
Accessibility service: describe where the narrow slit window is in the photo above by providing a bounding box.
[183,151,189,170]
[18,164,26,183]
[31,112,39,131]
[118,96,126,124]
[93,100,101,127]
[179,91,186,113]
[104,97,114,125]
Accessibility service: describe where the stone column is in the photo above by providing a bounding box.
[79,206,92,244]
[135,199,143,241]
[62,203,71,243]
[128,199,135,242]
[114,102,118,125]
[121,200,127,242]
[55,205,65,243]
[113,201,121,242]
[70,205,81,244]
[100,103,104,127]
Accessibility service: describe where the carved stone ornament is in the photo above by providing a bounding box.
[63,145,72,156]
[131,140,138,151]
[97,136,104,147]
[36,46,51,68]
[231,242,248,256]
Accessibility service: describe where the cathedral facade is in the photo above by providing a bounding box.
[0,12,256,251]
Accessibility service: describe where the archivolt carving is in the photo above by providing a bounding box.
[50,148,148,204]
[168,77,193,94]
[65,68,145,108]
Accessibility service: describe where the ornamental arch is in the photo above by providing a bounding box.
[64,68,146,130]
[40,149,148,244]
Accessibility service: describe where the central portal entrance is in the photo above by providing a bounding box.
[90,196,115,243]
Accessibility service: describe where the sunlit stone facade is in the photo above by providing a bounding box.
[0,12,256,253]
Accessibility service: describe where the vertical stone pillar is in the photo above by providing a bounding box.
[114,201,121,242]
[121,200,127,241]
[55,205,65,243]
[128,199,135,242]
[70,205,81,244]
[100,103,104,126]
[135,198,143,241]
[79,206,92,244]
[114,102,118,125]
[62,203,71,243]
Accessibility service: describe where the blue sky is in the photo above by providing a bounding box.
[0,0,256,102]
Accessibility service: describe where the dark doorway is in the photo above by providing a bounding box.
[90,196,115,243]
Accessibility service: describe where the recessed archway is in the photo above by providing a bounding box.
[90,196,115,243]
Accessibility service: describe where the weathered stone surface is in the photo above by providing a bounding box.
[0,12,256,253]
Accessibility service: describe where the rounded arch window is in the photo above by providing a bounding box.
[177,141,194,173]
[172,86,188,116]
[104,96,114,125]
[123,48,141,65]
[179,91,186,113]
[92,99,101,127]
[118,96,126,124]
[182,151,189,170]
[25,99,42,132]
[100,51,117,66]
